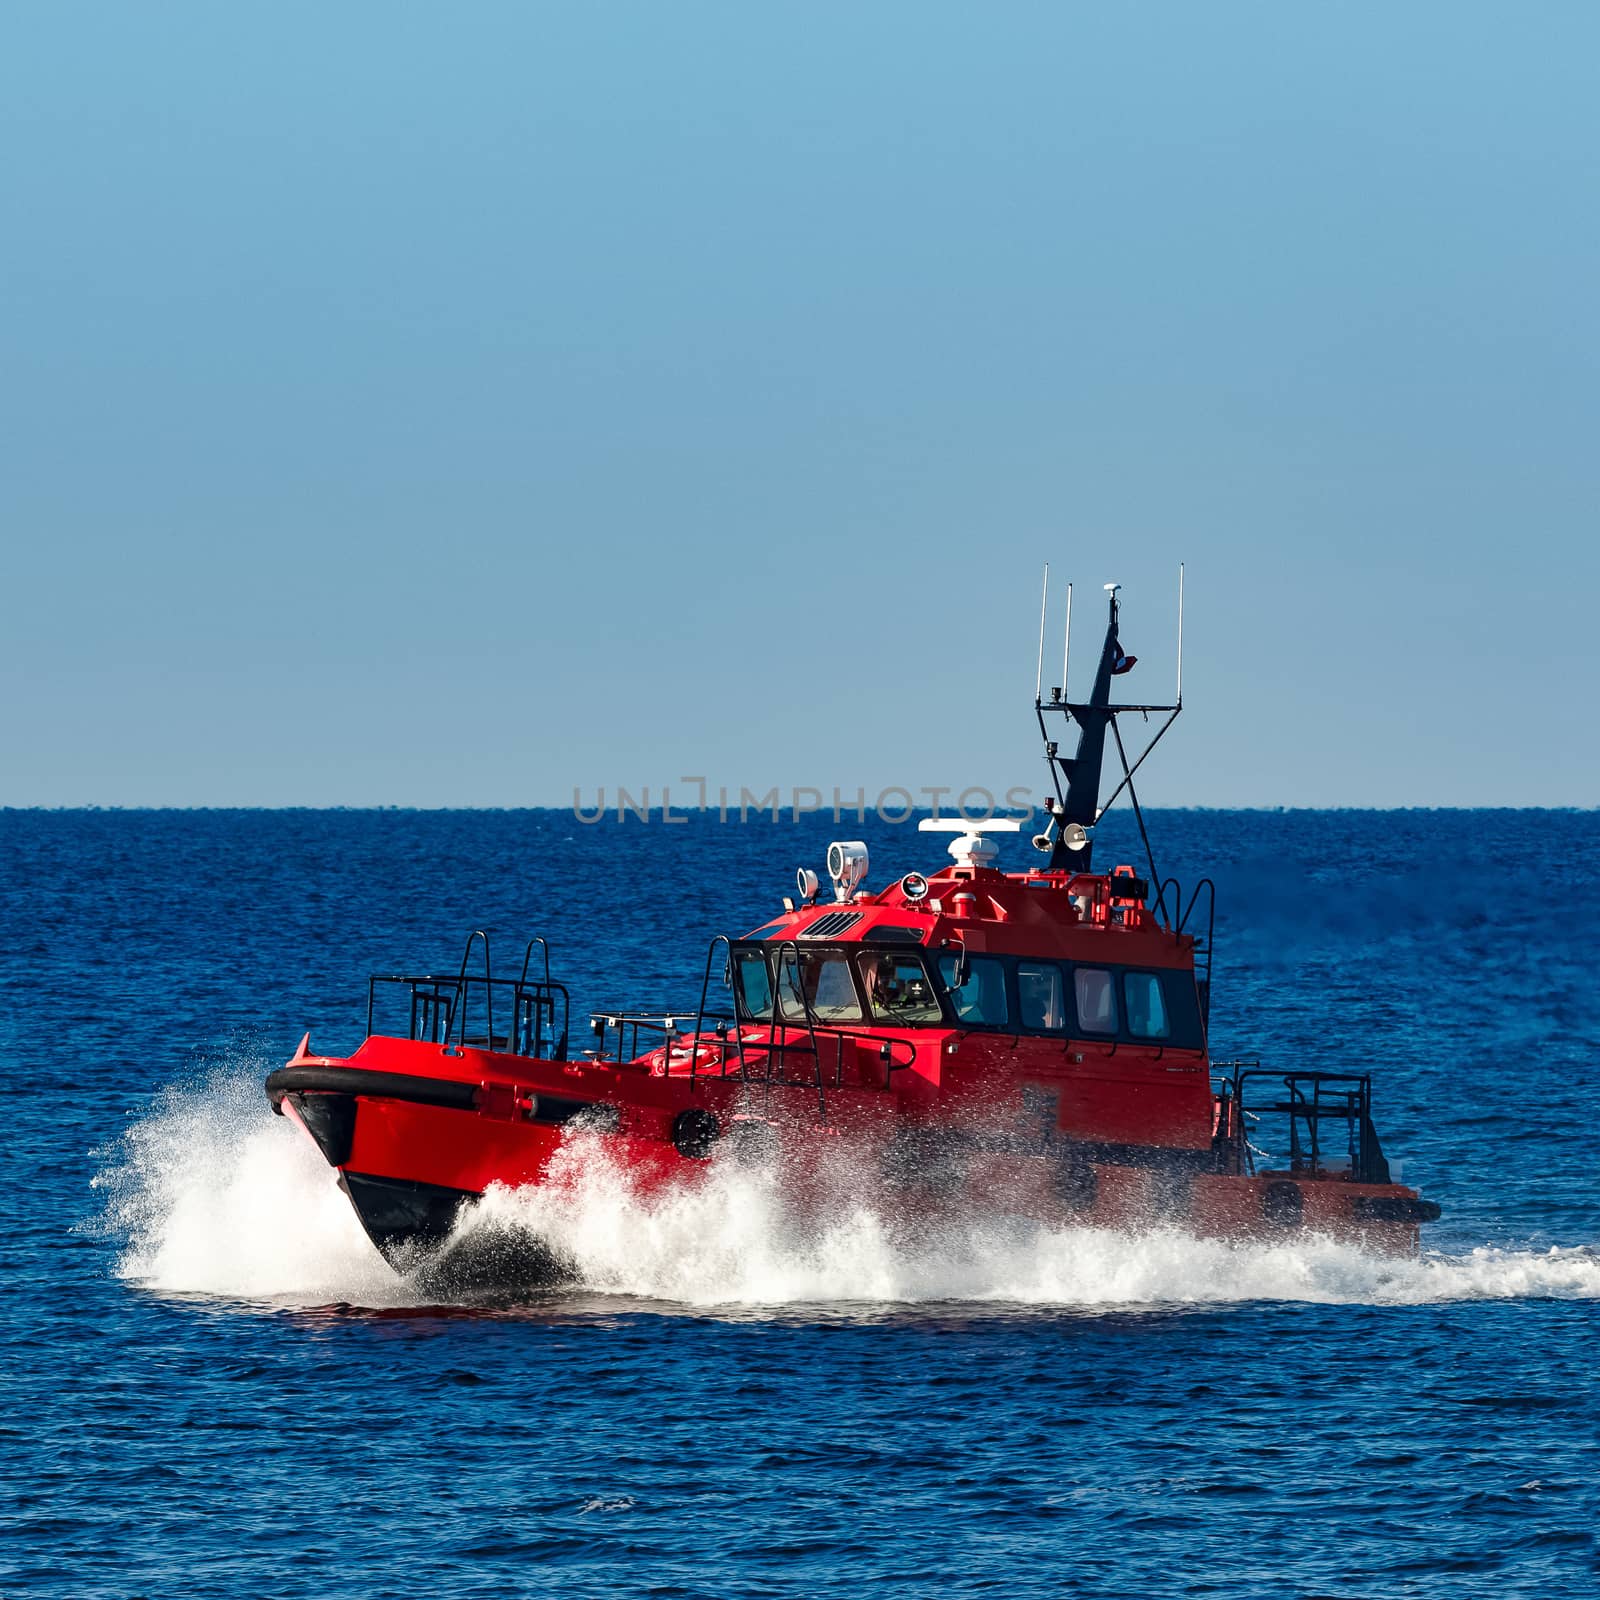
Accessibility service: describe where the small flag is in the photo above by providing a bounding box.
[1111,646,1137,676]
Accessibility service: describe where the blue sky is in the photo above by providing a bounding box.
[3,3,1596,807]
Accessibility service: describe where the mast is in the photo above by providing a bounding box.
[1033,573,1182,880]
[1047,585,1123,871]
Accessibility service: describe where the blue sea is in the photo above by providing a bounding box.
[4,807,1598,1598]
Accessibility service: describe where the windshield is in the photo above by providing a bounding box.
[775,948,864,1023]
[854,950,944,1025]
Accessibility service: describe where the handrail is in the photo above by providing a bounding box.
[453,930,494,1049]
[1158,876,1216,947]
[514,936,565,1059]
[1158,876,1182,934]
[367,930,921,1103]
[1178,878,1216,942]
[588,1009,723,1067]
[1231,1067,1385,1183]
[693,936,748,1088]
[368,970,571,1057]
[770,938,827,1118]
[513,980,568,1061]
[730,1021,916,1089]
[586,1009,917,1081]
[518,936,552,989]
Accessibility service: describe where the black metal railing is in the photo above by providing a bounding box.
[586,934,921,1119]
[1225,1067,1391,1184]
[586,1010,715,1070]
[586,1006,916,1116]
[366,929,570,1061]
[365,929,918,1117]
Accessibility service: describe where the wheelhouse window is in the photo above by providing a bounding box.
[855,951,944,1025]
[776,948,864,1023]
[1123,971,1171,1039]
[1073,967,1118,1034]
[734,950,774,1019]
[939,953,1011,1028]
[1017,962,1067,1031]
[1155,971,1206,1049]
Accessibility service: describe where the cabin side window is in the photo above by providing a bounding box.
[734,951,774,1019]
[1122,971,1171,1039]
[1002,960,1202,1047]
[1073,967,1119,1034]
[1157,971,1206,1048]
[855,951,944,1025]
[1017,962,1067,1031]
[776,949,865,1023]
[938,954,1011,1027]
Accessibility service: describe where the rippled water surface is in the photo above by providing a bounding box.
[4,808,1598,1597]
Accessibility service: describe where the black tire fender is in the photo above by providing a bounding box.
[1352,1194,1443,1224]
[672,1108,720,1160]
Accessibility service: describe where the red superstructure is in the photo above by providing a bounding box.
[267,579,1440,1275]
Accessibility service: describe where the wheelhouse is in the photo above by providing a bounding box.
[729,940,1207,1048]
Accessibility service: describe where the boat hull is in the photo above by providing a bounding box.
[337,1170,476,1259]
[269,1036,1440,1282]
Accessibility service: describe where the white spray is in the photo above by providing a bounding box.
[93,1068,1600,1312]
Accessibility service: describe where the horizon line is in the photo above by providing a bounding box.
[4,804,1597,817]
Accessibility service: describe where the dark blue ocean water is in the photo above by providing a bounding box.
[3,808,1598,1598]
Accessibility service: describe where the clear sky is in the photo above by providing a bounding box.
[3,3,1596,808]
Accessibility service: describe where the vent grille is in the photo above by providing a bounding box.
[801,911,864,939]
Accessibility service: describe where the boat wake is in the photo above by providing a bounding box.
[94,1068,1600,1313]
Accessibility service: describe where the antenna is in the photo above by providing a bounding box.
[1176,562,1185,706]
[1034,563,1049,705]
[1060,582,1072,698]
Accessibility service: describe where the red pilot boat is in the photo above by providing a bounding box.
[267,578,1440,1278]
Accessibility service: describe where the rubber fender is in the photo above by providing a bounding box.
[1352,1194,1443,1224]
[528,1094,620,1131]
[266,1065,477,1113]
[672,1108,721,1160]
